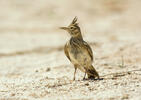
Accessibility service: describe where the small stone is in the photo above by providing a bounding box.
[85,83,89,86]
[35,70,38,72]
[46,68,51,72]
[122,94,129,99]
[11,93,15,96]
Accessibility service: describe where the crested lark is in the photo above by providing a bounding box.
[60,17,99,80]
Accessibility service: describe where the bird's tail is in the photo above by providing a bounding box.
[86,65,99,79]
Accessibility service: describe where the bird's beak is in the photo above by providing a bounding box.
[59,27,68,30]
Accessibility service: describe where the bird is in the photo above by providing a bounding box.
[60,17,99,80]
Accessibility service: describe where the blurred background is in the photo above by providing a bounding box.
[0,0,141,64]
[0,0,141,99]
[0,0,141,52]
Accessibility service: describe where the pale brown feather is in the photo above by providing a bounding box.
[87,65,99,78]
[83,41,93,61]
[64,43,71,61]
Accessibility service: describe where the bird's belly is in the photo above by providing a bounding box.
[69,48,92,66]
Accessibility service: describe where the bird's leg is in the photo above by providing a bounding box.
[83,72,86,80]
[73,67,77,81]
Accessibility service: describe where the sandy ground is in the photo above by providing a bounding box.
[0,0,141,100]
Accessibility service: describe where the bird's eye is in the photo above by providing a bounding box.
[70,27,74,29]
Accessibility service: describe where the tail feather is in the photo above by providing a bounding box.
[86,65,99,79]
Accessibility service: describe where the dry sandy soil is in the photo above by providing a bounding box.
[0,0,141,100]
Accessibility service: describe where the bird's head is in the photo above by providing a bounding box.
[60,17,81,38]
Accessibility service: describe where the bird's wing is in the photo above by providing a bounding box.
[64,43,71,61]
[83,41,93,61]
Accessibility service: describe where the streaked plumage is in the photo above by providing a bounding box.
[61,17,99,80]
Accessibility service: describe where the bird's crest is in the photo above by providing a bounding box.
[70,16,79,26]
